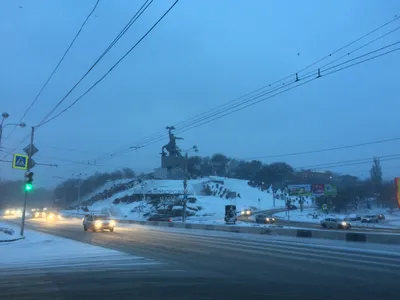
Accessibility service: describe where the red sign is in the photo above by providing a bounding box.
[311,184,325,196]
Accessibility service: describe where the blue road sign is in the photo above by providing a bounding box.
[12,153,29,170]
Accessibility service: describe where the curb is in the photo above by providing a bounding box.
[62,214,400,245]
[0,236,25,243]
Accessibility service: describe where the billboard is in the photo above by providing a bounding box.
[288,184,312,196]
[395,178,400,208]
[324,184,337,196]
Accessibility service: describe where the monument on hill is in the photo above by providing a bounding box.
[154,126,186,179]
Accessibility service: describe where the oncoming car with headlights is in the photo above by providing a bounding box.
[255,214,276,224]
[46,211,62,222]
[83,214,116,232]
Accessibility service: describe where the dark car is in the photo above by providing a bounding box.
[148,214,172,222]
[255,214,276,224]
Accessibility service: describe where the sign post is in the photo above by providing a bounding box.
[20,127,38,237]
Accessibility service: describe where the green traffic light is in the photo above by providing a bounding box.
[25,183,33,191]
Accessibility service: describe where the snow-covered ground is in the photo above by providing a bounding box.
[274,208,400,228]
[0,221,159,273]
[74,176,298,223]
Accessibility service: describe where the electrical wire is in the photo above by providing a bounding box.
[100,43,400,162]
[36,0,155,127]
[3,0,100,142]
[36,0,178,128]
[90,15,400,160]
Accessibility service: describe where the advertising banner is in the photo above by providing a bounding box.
[311,184,325,196]
[324,184,337,196]
[288,184,312,196]
[394,178,400,208]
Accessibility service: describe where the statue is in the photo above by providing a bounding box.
[161,126,184,157]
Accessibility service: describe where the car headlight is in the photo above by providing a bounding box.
[5,210,10,215]
[95,221,102,227]
[266,218,270,221]
[272,218,275,221]
[341,221,347,226]
[109,220,116,227]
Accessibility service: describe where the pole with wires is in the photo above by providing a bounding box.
[20,126,35,237]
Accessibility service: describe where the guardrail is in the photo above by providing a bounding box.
[61,214,400,245]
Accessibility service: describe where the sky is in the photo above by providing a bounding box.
[0,0,399,188]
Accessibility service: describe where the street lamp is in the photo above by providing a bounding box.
[73,173,87,215]
[0,112,27,148]
[182,145,199,222]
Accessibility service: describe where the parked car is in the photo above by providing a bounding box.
[255,214,276,224]
[320,218,351,229]
[83,213,116,232]
[147,214,172,222]
[361,215,379,223]
[344,215,361,222]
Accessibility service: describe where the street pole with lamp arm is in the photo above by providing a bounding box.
[73,173,87,215]
[0,112,26,149]
[182,145,199,222]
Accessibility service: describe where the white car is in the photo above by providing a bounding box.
[361,215,379,223]
[83,214,116,232]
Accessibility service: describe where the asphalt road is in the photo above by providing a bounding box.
[2,217,400,300]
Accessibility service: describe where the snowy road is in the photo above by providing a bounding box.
[2,218,400,299]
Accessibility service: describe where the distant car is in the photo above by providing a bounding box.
[46,212,62,222]
[147,215,172,222]
[344,215,362,222]
[32,209,47,219]
[83,214,116,232]
[377,214,385,221]
[241,209,252,216]
[286,204,297,210]
[255,214,275,224]
[361,215,379,223]
[320,218,351,229]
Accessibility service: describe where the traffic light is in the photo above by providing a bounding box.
[24,172,34,192]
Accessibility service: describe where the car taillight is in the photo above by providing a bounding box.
[168,218,172,222]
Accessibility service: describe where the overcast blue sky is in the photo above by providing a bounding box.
[1,0,399,188]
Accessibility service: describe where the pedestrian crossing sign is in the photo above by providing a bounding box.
[12,153,29,170]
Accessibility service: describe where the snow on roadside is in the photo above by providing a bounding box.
[273,208,400,228]
[0,221,159,272]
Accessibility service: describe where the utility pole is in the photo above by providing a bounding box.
[181,145,198,222]
[20,126,35,237]
[182,152,188,222]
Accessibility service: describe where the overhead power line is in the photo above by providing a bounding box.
[1,0,156,158]
[36,0,155,127]
[100,43,400,163]
[243,137,400,160]
[91,14,400,161]
[296,153,400,170]
[36,0,178,128]
[3,0,100,143]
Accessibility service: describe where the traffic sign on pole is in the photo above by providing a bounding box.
[12,153,29,170]
[23,144,39,157]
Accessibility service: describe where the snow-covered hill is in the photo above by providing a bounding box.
[72,176,290,223]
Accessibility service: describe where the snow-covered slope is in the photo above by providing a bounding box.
[75,176,288,222]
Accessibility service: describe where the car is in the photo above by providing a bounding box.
[377,214,385,220]
[241,209,252,216]
[255,214,275,224]
[320,218,351,229]
[147,214,172,222]
[46,212,62,222]
[83,214,116,232]
[361,215,379,223]
[32,209,47,219]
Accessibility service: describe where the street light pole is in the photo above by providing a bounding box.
[0,112,26,149]
[182,145,198,223]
